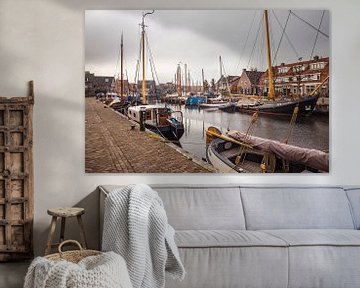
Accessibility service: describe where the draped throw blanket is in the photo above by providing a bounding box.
[24,252,132,288]
[102,184,185,288]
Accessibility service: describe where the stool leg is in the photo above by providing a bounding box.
[60,217,66,243]
[45,216,57,255]
[77,215,87,249]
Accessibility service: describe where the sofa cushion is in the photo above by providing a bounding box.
[241,187,355,230]
[175,230,288,248]
[100,185,246,230]
[345,188,360,229]
[165,246,288,288]
[287,246,360,288]
[262,229,360,246]
[261,230,360,288]
[154,186,246,230]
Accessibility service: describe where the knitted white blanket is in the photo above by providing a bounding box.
[102,184,185,288]
[24,251,132,288]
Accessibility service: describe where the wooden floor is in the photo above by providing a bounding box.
[0,261,30,288]
[85,97,214,173]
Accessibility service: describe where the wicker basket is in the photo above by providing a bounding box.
[45,240,102,263]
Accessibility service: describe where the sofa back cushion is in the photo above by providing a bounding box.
[240,187,355,230]
[345,188,360,229]
[154,186,246,230]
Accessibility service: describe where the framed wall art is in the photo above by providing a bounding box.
[85,9,329,173]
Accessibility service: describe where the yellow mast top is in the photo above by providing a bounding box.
[264,10,275,101]
[140,10,154,105]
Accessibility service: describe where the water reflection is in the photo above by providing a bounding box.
[169,104,329,159]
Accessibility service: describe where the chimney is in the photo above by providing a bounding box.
[281,63,285,66]
[313,55,319,61]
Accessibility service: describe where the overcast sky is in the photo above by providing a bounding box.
[85,10,329,83]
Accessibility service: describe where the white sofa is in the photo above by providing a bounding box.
[99,185,360,288]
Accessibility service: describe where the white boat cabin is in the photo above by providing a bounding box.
[128,105,173,126]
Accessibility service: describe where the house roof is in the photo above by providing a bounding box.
[243,70,264,85]
[217,75,239,84]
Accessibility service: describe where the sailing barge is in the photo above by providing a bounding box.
[235,10,327,117]
[206,127,329,173]
[126,11,185,141]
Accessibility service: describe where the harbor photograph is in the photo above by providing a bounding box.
[85,9,329,173]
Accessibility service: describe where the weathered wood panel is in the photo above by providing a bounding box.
[0,81,34,261]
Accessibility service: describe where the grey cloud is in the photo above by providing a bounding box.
[85,9,329,82]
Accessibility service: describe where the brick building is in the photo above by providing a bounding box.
[259,56,329,97]
[217,75,240,93]
[114,79,129,96]
[85,71,114,97]
[237,69,264,95]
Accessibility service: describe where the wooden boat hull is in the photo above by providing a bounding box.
[237,95,319,116]
[127,105,184,141]
[206,138,264,173]
[145,122,184,141]
[199,103,228,109]
[206,135,328,173]
[218,103,237,112]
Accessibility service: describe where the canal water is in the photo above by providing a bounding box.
[168,104,329,160]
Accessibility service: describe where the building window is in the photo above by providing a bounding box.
[310,62,326,70]
[293,65,305,72]
[278,67,289,73]
[105,78,109,83]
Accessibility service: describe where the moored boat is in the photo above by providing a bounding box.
[205,126,329,173]
[234,10,328,117]
[199,102,228,109]
[236,95,319,116]
[185,95,207,106]
[218,102,237,112]
[128,105,184,141]
[124,11,185,142]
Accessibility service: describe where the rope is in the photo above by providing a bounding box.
[272,10,291,65]
[247,16,263,70]
[134,26,142,85]
[113,32,122,80]
[310,10,325,60]
[235,11,257,72]
[272,10,300,61]
[145,33,161,85]
[220,60,232,94]
[290,11,329,38]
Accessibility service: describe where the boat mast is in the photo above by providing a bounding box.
[140,10,154,104]
[120,32,124,98]
[184,64,187,95]
[264,10,275,101]
[177,64,182,96]
[219,56,223,79]
[188,71,191,93]
[202,68,205,93]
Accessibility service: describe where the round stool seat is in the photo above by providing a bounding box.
[47,207,85,218]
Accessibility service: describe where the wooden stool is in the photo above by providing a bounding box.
[45,207,87,255]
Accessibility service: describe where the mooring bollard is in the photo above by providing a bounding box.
[140,107,146,131]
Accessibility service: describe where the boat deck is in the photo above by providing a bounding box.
[85,98,214,173]
[220,147,263,173]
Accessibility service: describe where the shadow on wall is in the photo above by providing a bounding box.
[37,187,100,256]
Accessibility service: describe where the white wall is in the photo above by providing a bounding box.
[0,0,359,256]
